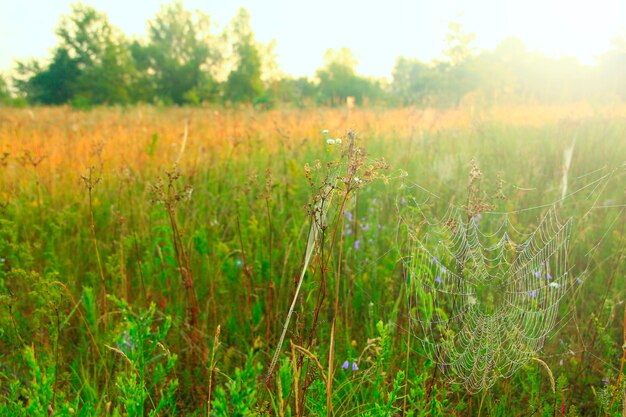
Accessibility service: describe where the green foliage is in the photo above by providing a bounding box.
[224,9,264,104]
[141,1,218,105]
[8,2,626,107]
[316,48,384,106]
[598,35,626,100]
[0,73,13,104]
[15,48,80,105]
[55,4,136,105]
[0,108,624,415]
[108,297,179,416]
[363,370,405,417]
[210,351,262,416]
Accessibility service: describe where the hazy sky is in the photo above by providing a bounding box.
[1,0,624,78]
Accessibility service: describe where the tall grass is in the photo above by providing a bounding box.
[0,104,624,415]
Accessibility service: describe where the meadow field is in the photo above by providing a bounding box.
[0,103,625,416]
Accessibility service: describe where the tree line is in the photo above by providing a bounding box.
[1,2,625,108]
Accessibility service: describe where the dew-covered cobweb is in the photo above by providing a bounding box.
[405,205,572,393]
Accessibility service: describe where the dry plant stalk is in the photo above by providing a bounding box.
[206,325,221,417]
[81,166,107,331]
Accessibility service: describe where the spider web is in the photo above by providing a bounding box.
[406,205,572,393]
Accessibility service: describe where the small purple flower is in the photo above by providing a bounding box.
[529,290,537,298]
[361,216,366,222]
[577,277,583,284]
[401,197,406,204]
[377,223,382,229]
[355,240,361,251]
[352,362,359,371]
[441,266,447,274]
[547,272,552,281]
[346,228,352,235]
[534,271,541,278]
[435,276,442,284]
[432,256,438,263]
[363,223,370,231]
[342,360,349,370]
[345,211,353,221]
[603,379,609,384]
[369,207,374,213]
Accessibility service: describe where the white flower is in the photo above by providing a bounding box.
[322,129,329,134]
[548,282,561,288]
[335,138,342,144]
[326,139,336,145]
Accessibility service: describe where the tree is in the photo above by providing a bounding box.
[436,20,480,106]
[598,35,626,100]
[15,4,137,105]
[142,2,219,104]
[14,48,80,104]
[271,76,316,107]
[223,8,264,104]
[0,73,12,104]
[56,4,136,104]
[391,57,434,105]
[315,48,383,106]
[443,20,477,66]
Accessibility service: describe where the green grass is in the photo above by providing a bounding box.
[0,106,624,416]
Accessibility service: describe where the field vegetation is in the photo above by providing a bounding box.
[0,104,625,416]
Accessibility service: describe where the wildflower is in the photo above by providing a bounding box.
[401,197,406,204]
[326,139,336,145]
[549,282,561,289]
[355,239,361,251]
[534,271,541,278]
[529,290,537,298]
[441,266,447,274]
[342,360,349,370]
[547,272,552,280]
[345,211,353,221]
[322,129,329,134]
[352,362,359,371]
[435,276,442,284]
[363,223,370,231]
[335,138,342,144]
[577,277,583,284]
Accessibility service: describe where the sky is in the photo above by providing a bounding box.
[0,0,624,79]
